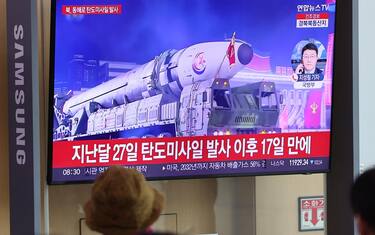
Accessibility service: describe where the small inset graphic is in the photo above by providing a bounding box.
[296,13,329,28]
[290,39,326,89]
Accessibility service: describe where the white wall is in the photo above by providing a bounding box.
[255,174,324,235]
[358,0,375,172]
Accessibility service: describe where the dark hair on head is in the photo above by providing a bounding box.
[301,42,318,57]
[351,168,375,230]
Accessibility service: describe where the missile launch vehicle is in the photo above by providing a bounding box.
[53,40,280,140]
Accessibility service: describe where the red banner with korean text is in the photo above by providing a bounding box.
[296,13,329,19]
[53,131,330,168]
[62,5,122,15]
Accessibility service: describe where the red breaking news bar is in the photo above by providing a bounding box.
[296,13,329,19]
[53,131,330,168]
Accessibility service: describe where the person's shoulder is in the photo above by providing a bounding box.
[315,68,323,74]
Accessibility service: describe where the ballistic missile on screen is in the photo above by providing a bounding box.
[54,40,280,139]
[62,41,253,116]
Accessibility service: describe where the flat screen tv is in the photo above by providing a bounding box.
[48,0,336,184]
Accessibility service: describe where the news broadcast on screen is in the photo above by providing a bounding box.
[48,0,336,184]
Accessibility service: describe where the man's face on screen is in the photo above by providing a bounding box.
[302,49,318,73]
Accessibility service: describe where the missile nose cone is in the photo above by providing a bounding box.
[238,43,253,65]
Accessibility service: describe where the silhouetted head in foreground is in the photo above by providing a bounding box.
[84,166,167,235]
[351,167,375,235]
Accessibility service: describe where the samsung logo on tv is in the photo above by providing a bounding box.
[13,24,26,165]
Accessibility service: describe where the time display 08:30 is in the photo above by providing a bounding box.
[62,168,81,176]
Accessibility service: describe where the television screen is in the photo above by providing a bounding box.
[48,0,336,184]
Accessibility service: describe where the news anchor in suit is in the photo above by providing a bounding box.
[292,42,323,81]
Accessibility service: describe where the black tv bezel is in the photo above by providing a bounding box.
[47,0,57,185]
[47,0,336,185]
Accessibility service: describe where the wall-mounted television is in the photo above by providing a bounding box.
[48,0,336,184]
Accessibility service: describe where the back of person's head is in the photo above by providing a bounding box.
[351,167,375,234]
[84,166,165,235]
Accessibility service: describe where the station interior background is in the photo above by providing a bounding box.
[0,0,374,234]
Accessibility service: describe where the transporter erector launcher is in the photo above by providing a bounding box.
[53,40,280,140]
